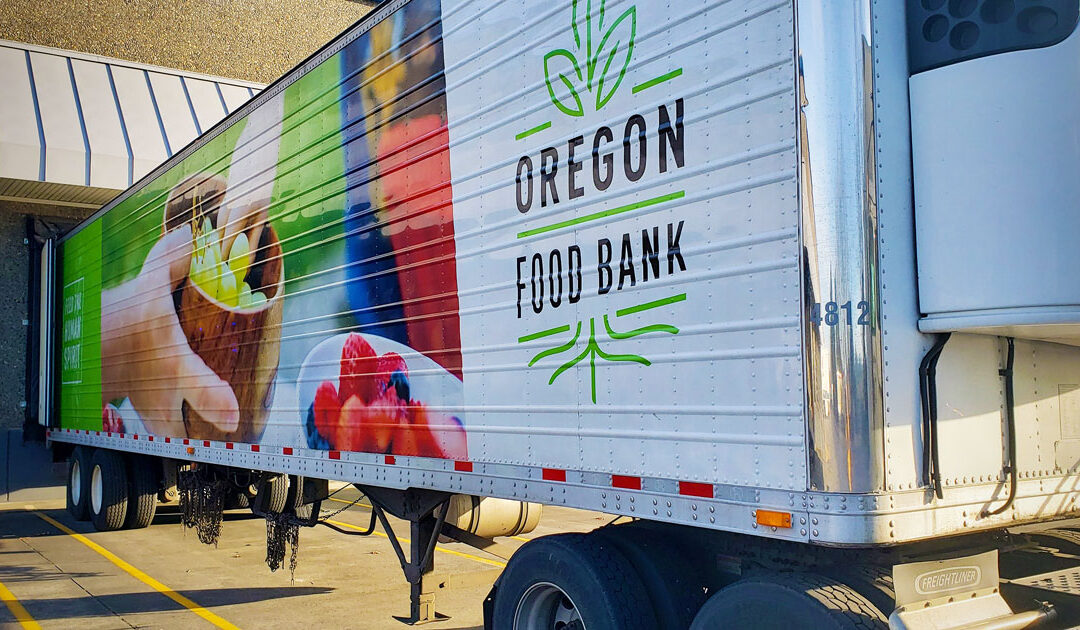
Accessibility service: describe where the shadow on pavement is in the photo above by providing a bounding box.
[16,586,335,620]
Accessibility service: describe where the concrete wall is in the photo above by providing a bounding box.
[0,0,376,84]
[0,201,92,429]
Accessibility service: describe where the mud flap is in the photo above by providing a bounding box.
[890,549,1050,629]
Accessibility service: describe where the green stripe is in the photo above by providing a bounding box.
[518,324,571,343]
[515,121,552,141]
[517,190,685,239]
[616,293,687,317]
[632,68,683,94]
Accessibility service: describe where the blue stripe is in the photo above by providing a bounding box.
[179,76,202,135]
[247,87,255,98]
[143,70,172,157]
[24,51,46,181]
[106,65,134,187]
[213,82,229,114]
[66,58,92,186]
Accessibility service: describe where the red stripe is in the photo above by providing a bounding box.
[183,438,190,445]
[611,475,641,490]
[385,455,396,465]
[329,451,340,460]
[678,481,714,498]
[454,461,473,472]
[251,444,260,452]
[203,440,210,447]
[283,447,293,455]
[95,431,100,436]
[148,436,154,442]
[225,442,233,450]
[164,437,171,443]
[107,432,112,438]
[133,434,138,440]
[542,468,566,482]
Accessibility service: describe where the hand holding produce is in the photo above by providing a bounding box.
[100,224,240,435]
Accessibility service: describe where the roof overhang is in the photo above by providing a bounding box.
[0,40,263,208]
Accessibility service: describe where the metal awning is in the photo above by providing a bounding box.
[0,40,263,208]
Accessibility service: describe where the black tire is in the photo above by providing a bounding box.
[825,564,896,620]
[689,572,888,630]
[225,491,250,510]
[124,456,158,529]
[253,474,288,514]
[89,449,128,532]
[589,525,706,628]
[492,533,659,630]
[66,447,92,521]
[1028,528,1080,556]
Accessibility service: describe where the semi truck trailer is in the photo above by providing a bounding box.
[37,0,1080,627]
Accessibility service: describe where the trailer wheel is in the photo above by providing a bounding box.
[89,449,128,532]
[689,572,887,630]
[492,533,658,630]
[253,474,288,514]
[66,447,92,521]
[589,526,706,628]
[124,456,158,529]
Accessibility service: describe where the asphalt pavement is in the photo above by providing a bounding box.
[0,486,616,629]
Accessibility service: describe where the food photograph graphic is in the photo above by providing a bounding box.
[63,0,466,458]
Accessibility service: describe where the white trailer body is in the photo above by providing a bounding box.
[40,0,1080,627]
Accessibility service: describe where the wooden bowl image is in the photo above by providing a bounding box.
[164,173,225,233]
[163,174,283,442]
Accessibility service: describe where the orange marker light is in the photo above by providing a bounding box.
[186,447,195,455]
[756,510,792,529]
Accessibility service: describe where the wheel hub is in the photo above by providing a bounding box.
[90,464,103,514]
[70,459,81,505]
[514,582,585,630]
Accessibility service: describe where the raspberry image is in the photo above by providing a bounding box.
[339,333,380,403]
[313,380,342,445]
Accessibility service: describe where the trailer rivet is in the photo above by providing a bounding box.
[692,504,697,511]
[801,529,807,536]
[653,509,658,515]
[653,499,658,505]
[630,506,635,512]
[666,511,672,517]
[709,506,715,513]
[666,501,672,508]
[692,514,696,520]
[602,493,607,499]
[752,522,758,529]
[812,518,818,525]
[602,503,607,508]
[812,530,818,536]
[800,517,806,525]
[710,517,715,523]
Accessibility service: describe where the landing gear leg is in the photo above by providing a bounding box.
[359,486,452,625]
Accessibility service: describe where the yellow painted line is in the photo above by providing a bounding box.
[328,497,371,509]
[30,509,240,630]
[326,519,506,568]
[327,497,531,542]
[0,578,40,630]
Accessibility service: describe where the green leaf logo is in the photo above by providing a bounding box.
[544,0,637,118]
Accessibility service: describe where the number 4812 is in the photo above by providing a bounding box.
[809,300,870,326]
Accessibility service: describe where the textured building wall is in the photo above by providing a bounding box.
[0,202,91,429]
[0,0,376,84]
